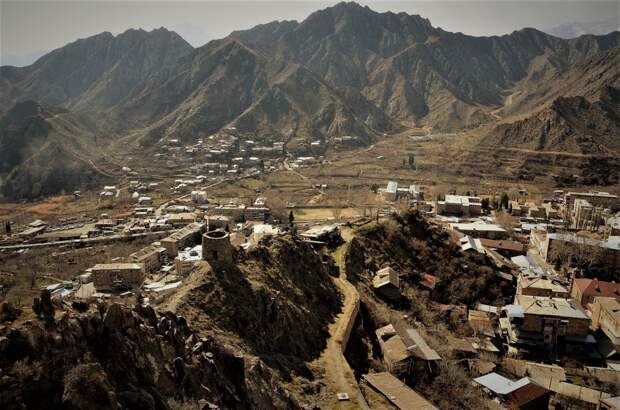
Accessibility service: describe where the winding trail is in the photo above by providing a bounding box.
[315,228,369,409]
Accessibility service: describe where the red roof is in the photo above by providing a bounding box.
[479,238,524,253]
[507,383,549,407]
[420,274,439,290]
[573,278,620,298]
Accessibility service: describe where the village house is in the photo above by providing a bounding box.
[383,181,398,202]
[299,224,343,248]
[516,273,570,299]
[372,266,400,300]
[527,203,547,220]
[473,372,551,409]
[205,215,230,231]
[542,202,560,220]
[174,245,203,275]
[375,321,440,376]
[419,273,439,291]
[138,196,153,206]
[209,204,270,222]
[129,244,166,273]
[160,222,205,257]
[166,212,198,227]
[479,238,525,257]
[436,195,482,217]
[250,223,279,244]
[500,295,591,349]
[570,278,620,308]
[91,263,144,291]
[450,222,508,239]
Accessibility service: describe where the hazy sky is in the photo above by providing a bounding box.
[1,0,619,66]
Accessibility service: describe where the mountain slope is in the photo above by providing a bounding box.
[128,38,392,146]
[232,2,620,129]
[0,101,110,200]
[481,86,620,154]
[0,28,193,116]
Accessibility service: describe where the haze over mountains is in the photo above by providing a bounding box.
[1,2,619,199]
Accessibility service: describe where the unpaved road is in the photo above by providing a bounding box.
[315,228,370,409]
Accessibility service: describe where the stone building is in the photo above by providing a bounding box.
[160,222,205,257]
[91,263,144,291]
[129,244,166,273]
[202,229,234,265]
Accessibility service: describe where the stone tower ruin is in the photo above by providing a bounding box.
[202,229,233,265]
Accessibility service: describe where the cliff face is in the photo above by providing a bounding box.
[0,235,342,409]
[0,303,297,410]
[168,235,341,372]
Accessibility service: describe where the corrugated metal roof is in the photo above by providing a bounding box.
[473,373,535,395]
[363,372,437,410]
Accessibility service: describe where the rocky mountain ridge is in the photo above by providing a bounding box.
[1,2,619,199]
[482,86,620,154]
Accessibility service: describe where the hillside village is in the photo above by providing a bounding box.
[1,132,620,408]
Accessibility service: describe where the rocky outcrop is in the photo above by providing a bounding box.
[0,300,299,409]
[346,211,513,307]
[170,235,342,371]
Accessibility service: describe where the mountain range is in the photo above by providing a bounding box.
[1,2,619,199]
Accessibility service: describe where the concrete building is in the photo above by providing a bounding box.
[509,201,525,217]
[516,273,569,299]
[202,229,234,265]
[531,231,620,271]
[450,222,508,239]
[383,181,398,202]
[129,244,166,273]
[501,295,591,348]
[138,196,153,206]
[565,191,619,212]
[527,203,547,219]
[209,204,270,222]
[591,297,620,348]
[543,203,560,220]
[160,222,205,257]
[436,195,482,216]
[571,198,609,230]
[91,263,144,291]
[166,212,198,227]
[175,245,203,275]
[190,190,208,204]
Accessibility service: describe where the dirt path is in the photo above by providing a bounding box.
[315,228,370,409]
